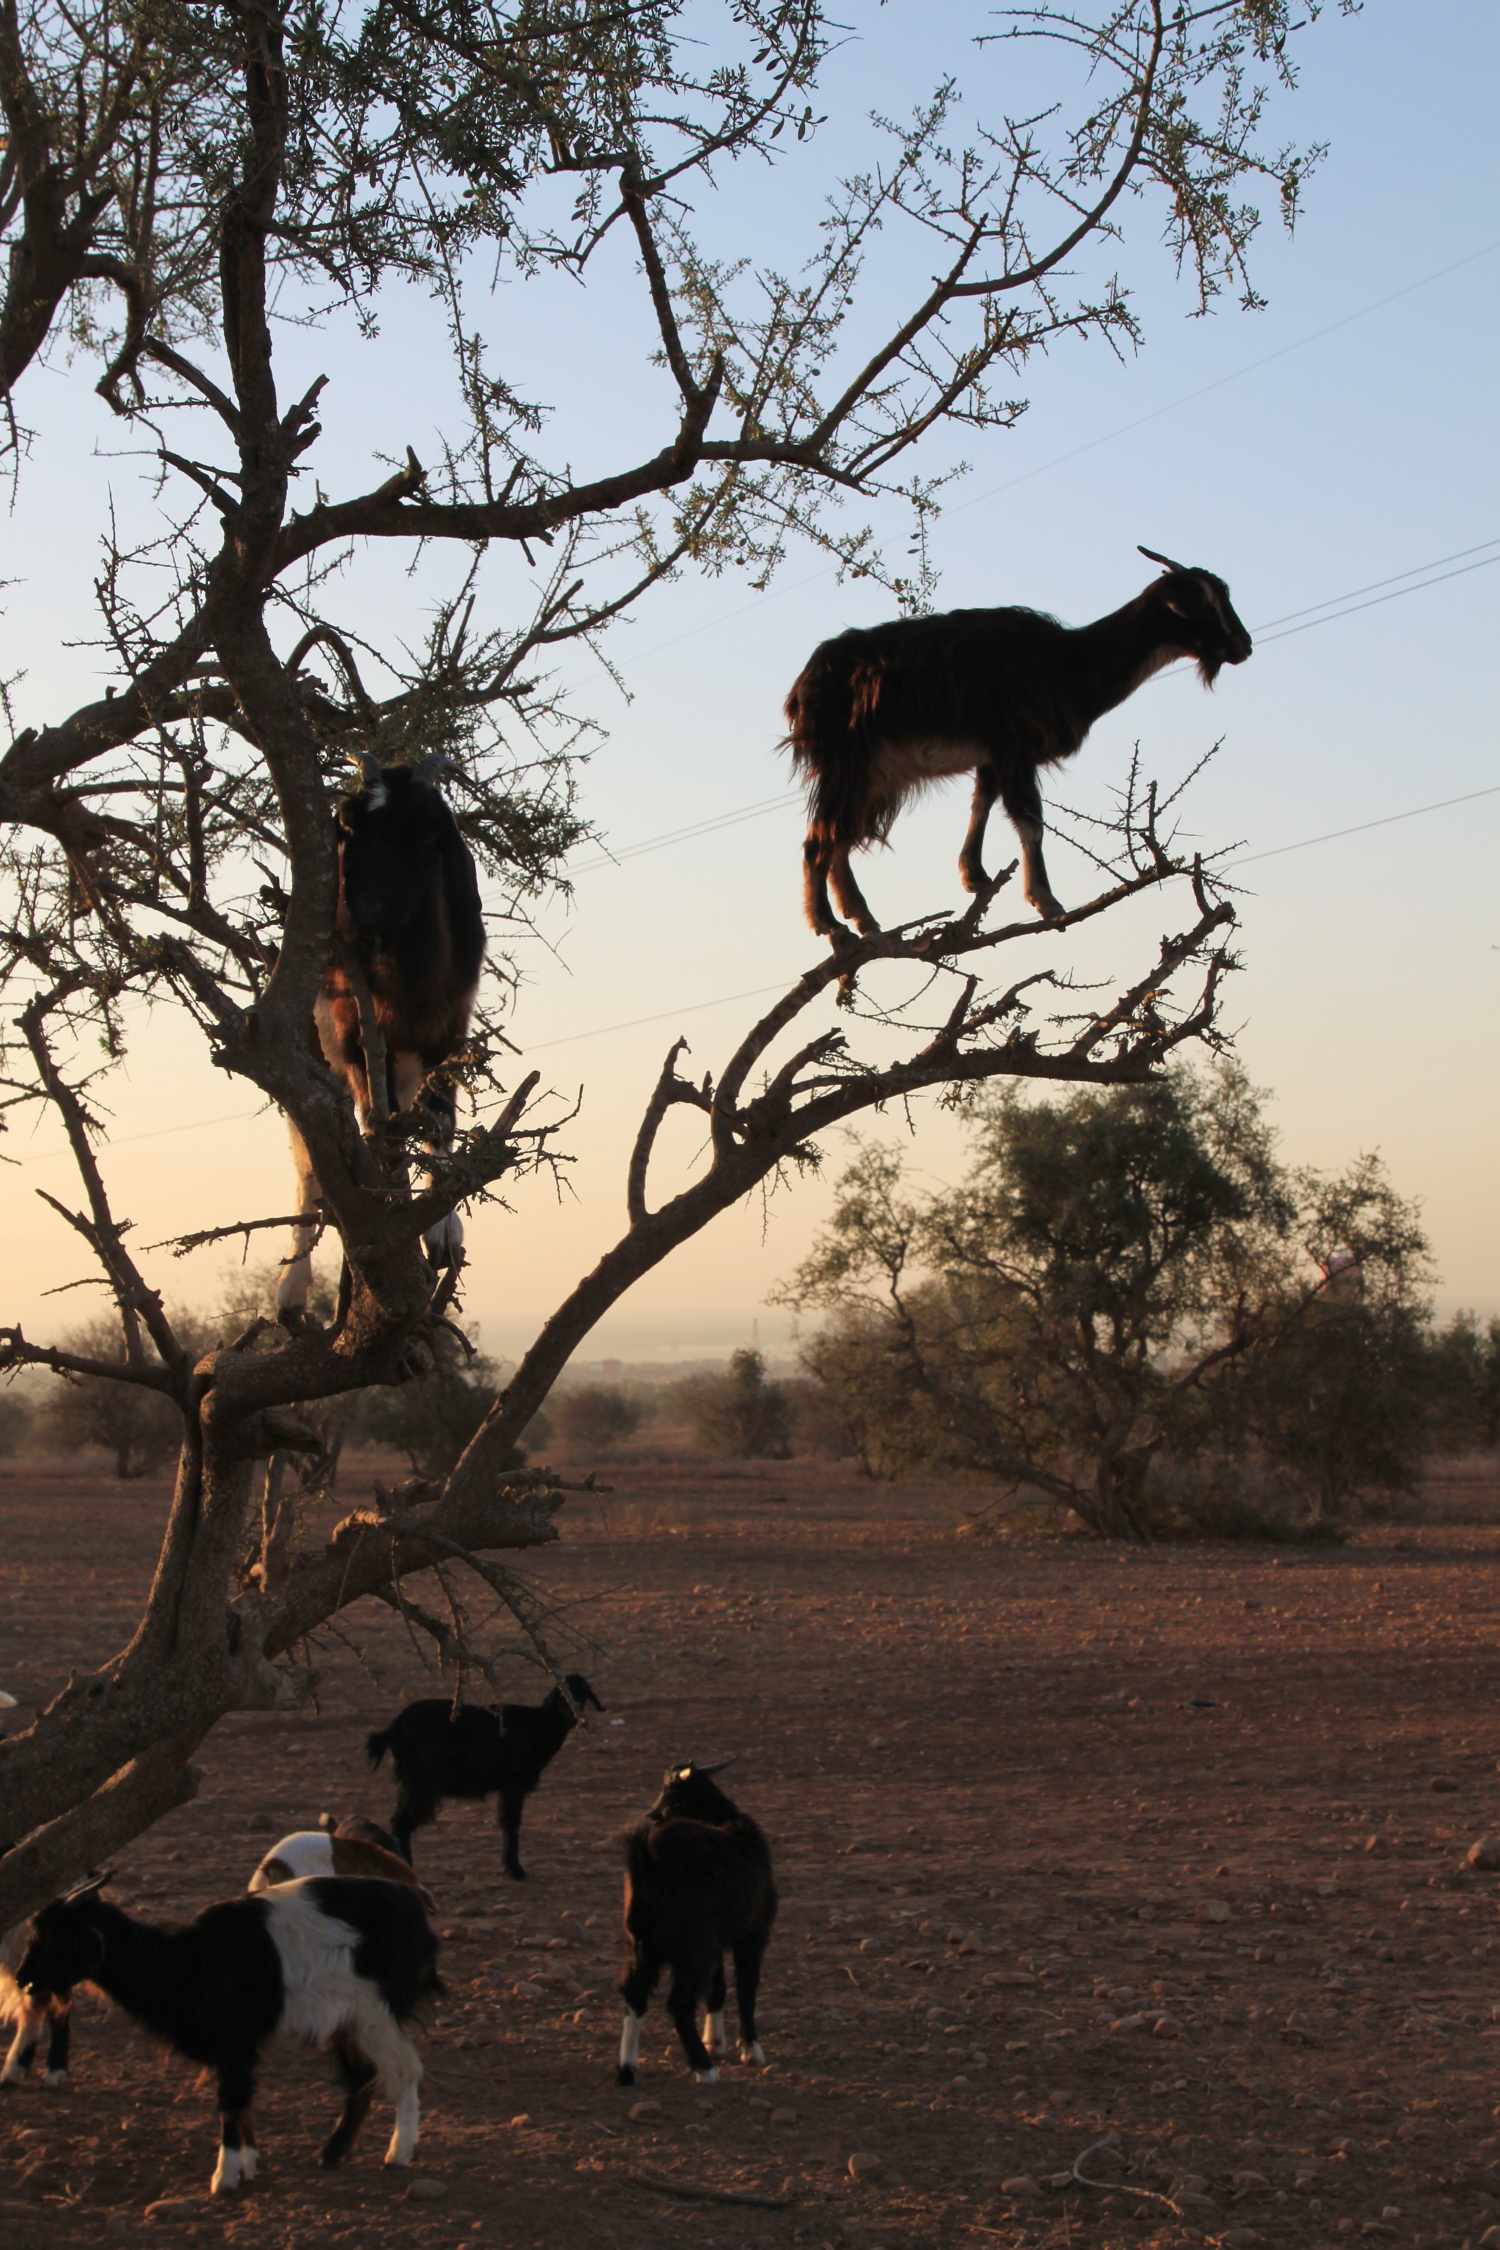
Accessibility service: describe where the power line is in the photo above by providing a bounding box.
[1255,549,1500,645]
[1228,783,1500,868]
[1254,536,1500,631]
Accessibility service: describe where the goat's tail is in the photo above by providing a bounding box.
[366,1724,394,1771]
[784,642,890,849]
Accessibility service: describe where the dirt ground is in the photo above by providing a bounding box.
[5,1449,1500,2250]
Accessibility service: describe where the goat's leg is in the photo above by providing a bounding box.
[617,1954,657,2086]
[498,1786,528,1880]
[999,769,1065,920]
[320,2033,378,2167]
[1,1999,46,2082]
[705,1956,728,2060]
[276,1121,323,1317]
[42,2003,71,2088]
[731,1934,769,2066]
[210,2056,259,2193]
[959,766,1000,895]
[827,842,881,936]
[389,1785,438,1864]
[666,1967,718,2083]
[802,831,843,937]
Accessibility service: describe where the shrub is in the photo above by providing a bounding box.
[675,1349,792,1459]
[553,1385,641,1451]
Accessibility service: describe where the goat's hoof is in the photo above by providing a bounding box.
[615,2066,637,2088]
[382,2152,413,2170]
[739,2041,766,2066]
[693,2067,719,2085]
[504,1866,527,1882]
[42,2071,69,2091]
[1,2068,26,2086]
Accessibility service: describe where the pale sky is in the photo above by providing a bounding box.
[3,3,1497,1363]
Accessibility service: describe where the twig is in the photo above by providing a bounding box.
[1071,2140,1182,2217]
[626,2170,796,2211]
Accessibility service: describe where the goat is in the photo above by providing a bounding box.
[278,751,486,1314]
[616,1759,777,2087]
[13,1871,441,2193]
[249,1820,434,1909]
[1,1923,71,2089]
[787,547,1253,938]
[367,1673,604,1877]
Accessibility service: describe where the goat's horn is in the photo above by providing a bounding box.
[1138,544,1189,575]
[59,1869,110,1902]
[696,1755,740,1777]
[350,750,383,786]
[414,752,459,785]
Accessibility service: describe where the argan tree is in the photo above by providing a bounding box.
[0,0,1347,1926]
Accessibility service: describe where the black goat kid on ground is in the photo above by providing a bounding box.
[367,1674,603,1877]
[617,1760,777,2087]
[787,546,1253,938]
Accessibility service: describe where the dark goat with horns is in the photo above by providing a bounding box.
[786,547,1252,939]
[279,752,486,1313]
[617,1758,777,2087]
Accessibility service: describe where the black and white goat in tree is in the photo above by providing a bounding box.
[278,751,486,1314]
[786,546,1253,938]
[13,1872,441,2192]
[617,1760,777,2087]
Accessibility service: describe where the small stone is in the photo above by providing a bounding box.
[629,2101,661,2122]
[1364,1834,1384,1853]
[1221,2231,1259,2250]
[1381,2208,1401,2221]
[514,1980,544,2000]
[143,2201,196,2223]
[1112,2012,1149,2033]
[405,2178,449,2202]
[848,2152,883,2181]
[470,2021,500,2046]
[1046,2170,1074,2190]
[1194,1898,1232,1924]
[1001,2176,1044,2201]
[1467,1839,1500,1870]
[1233,2170,1271,2191]
[509,2114,531,2128]
[1152,2015,1179,2038]
[247,1811,275,1832]
[769,2106,797,2126]
[1429,1775,1460,1793]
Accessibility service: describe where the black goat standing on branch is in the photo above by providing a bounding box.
[367,1674,604,1877]
[278,750,486,1315]
[787,548,1252,938]
[617,1760,777,2087]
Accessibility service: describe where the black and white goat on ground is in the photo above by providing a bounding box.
[617,1760,777,2087]
[278,751,486,1315]
[786,546,1253,938]
[13,1873,441,2192]
[368,1673,603,1877]
[3,1819,434,2097]
[2,1923,71,2089]
[249,1816,434,1909]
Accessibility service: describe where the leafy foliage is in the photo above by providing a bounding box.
[674,1347,792,1458]
[782,1066,1435,1535]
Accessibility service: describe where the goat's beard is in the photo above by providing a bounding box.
[1196,651,1226,688]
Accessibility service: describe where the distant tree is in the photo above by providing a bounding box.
[1426,1311,1500,1454]
[1206,1155,1435,1520]
[781,1071,1434,1535]
[553,1386,641,1452]
[357,1345,510,1477]
[38,1315,209,1478]
[676,1349,793,1459]
[0,1394,32,1457]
